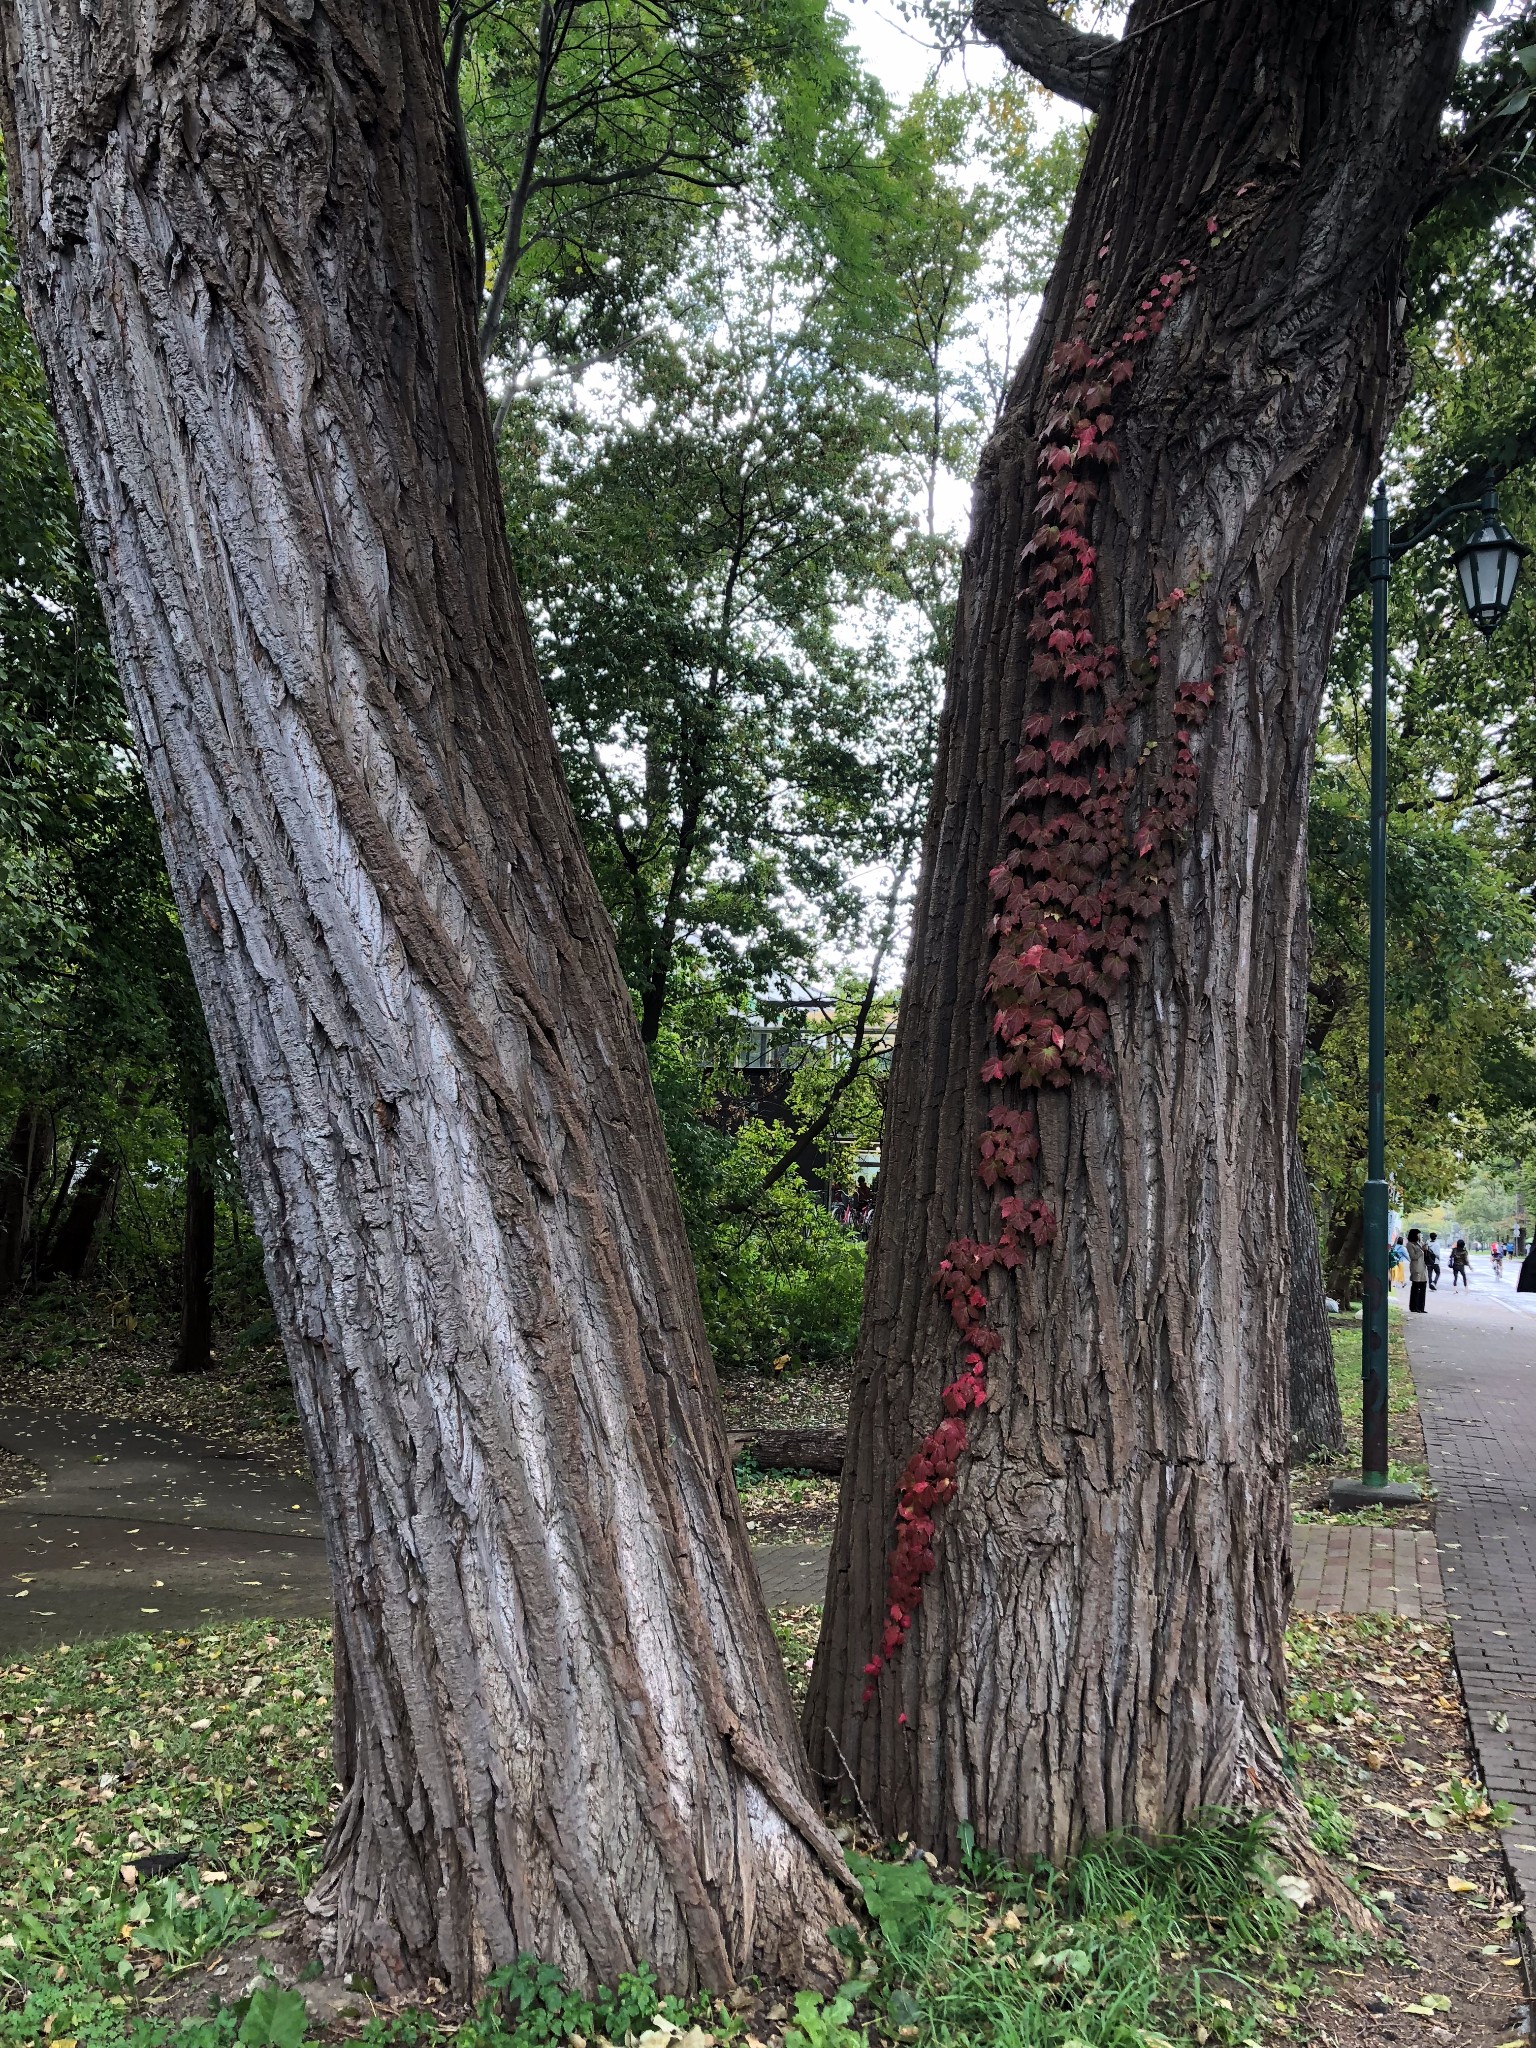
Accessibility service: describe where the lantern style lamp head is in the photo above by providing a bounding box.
[1454,485,1528,638]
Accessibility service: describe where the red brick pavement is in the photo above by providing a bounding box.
[1290,1523,1443,1619]
[1401,1281,1536,1913]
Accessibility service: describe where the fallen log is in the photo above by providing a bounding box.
[734,1427,846,1475]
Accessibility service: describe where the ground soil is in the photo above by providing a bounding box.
[1288,1609,1528,2047]
[718,1359,855,1436]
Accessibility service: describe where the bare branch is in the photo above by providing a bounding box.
[444,3,487,301]
[970,0,1119,110]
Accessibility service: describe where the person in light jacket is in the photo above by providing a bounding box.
[1406,1228,1429,1314]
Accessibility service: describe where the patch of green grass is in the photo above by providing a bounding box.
[339,1816,1357,2048]
[0,1621,1365,2048]
[1301,1789,1354,1858]
[1329,1311,1417,1434]
[1291,1686,1367,1727]
[0,1621,334,2045]
[823,1812,1348,2048]
[771,1604,824,1712]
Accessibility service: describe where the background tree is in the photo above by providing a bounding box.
[504,229,907,1041]
[808,0,1504,1867]
[1301,763,1536,1300]
[497,76,1080,1372]
[450,0,875,388]
[1286,1130,1344,1464]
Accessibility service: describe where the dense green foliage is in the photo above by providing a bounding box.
[650,983,888,1375]
[1300,754,1536,1275]
[0,235,234,1311]
[1298,13,1536,1275]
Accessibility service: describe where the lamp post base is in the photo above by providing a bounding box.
[1328,1477,1422,1510]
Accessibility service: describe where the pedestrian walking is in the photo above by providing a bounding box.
[1427,1233,1442,1289]
[1406,1228,1428,1313]
[1450,1237,1471,1288]
[1390,1233,1407,1287]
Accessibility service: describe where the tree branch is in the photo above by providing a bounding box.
[443,3,487,304]
[970,0,1119,110]
[1345,400,1536,601]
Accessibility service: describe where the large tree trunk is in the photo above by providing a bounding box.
[175,1100,217,1375]
[1287,1132,1344,1464]
[807,0,1472,1862]
[0,0,846,1998]
[1325,1196,1364,1312]
[38,1145,119,1283]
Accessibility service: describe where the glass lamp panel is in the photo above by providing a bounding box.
[1497,536,1524,610]
[1456,541,1482,619]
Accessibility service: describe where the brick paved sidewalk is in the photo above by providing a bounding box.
[1401,1285,1536,1906]
[1291,1523,1443,1619]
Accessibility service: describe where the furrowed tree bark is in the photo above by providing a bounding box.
[1287,1132,1344,1464]
[807,0,1475,1861]
[1325,1202,1364,1313]
[0,0,847,1997]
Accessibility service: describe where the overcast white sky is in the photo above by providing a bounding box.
[834,0,1009,102]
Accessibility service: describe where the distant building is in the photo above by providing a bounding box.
[708,977,894,1217]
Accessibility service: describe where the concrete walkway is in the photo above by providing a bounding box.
[1400,1274,1536,1899]
[0,1402,1459,1657]
[0,1407,832,1652]
[0,1407,330,1652]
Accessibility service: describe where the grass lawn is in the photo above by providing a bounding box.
[3,1606,1516,2048]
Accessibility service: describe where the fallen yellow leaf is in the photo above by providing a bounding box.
[1447,1875,1479,1894]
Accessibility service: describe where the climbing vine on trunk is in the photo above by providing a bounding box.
[867,253,1243,1695]
[807,0,1479,1869]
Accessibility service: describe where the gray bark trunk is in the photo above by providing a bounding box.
[0,0,846,1998]
[806,0,1473,1862]
[1287,1133,1344,1463]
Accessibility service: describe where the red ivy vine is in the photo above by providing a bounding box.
[864,251,1243,1707]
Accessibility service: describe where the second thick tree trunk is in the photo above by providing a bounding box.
[807,0,1473,1861]
[0,0,846,1997]
[175,1100,217,1375]
[1287,1134,1345,1464]
[39,1146,119,1283]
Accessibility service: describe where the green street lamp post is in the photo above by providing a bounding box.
[1331,480,1527,1511]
